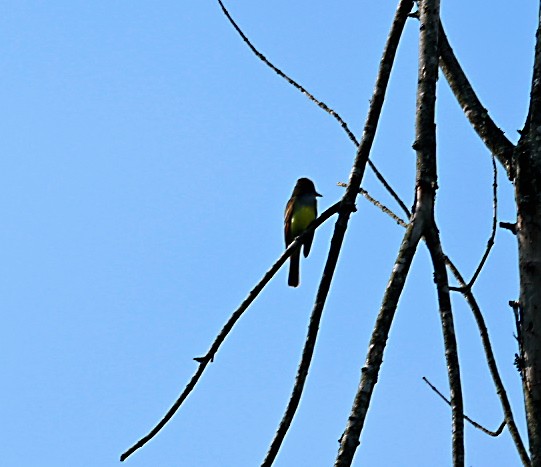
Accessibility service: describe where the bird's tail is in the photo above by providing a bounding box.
[288,249,300,287]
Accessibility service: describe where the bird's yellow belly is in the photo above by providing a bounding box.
[290,205,315,236]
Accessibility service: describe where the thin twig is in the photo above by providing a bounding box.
[360,188,408,227]
[368,161,411,217]
[120,203,340,462]
[216,0,410,219]
[468,154,498,286]
[337,182,408,227]
[449,154,498,292]
[422,377,506,437]
[216,0,358,146]
[218,0,359,146]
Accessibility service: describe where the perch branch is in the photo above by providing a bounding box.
[120,203,339,462]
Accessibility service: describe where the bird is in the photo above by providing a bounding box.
[284,178,322,287]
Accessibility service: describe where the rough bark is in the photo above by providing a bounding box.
[517,3,541,465]
[516,133,541,466]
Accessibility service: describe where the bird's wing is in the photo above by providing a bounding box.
[284,196,296,246]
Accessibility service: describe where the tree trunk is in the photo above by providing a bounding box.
[517,4,541,464]
[516,135,541,466]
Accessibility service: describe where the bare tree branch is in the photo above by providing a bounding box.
[415,2,464,464]
[425,228,464,467]
[422,377,506,437]
[216,0,411,219]
[261,2,415,465]
[450,154,498,292]
[334,220,424,467]
[368,161,411,218]
[119,204,339,462]
[467,154,498,286]
[362,151,527,464]
[216,0,357,145]
[438,21,515,177]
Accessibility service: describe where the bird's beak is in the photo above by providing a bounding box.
[316,192,322,197]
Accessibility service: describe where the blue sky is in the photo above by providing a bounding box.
[1,1,536,466]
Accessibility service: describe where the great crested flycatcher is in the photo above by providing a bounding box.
[284,177,322,287]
